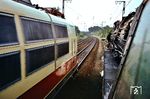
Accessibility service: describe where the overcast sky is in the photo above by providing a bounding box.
[31,0,143,31]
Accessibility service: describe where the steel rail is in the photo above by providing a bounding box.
[45,37,98,99]
[77,38,97,68]
[77,38,92,50]
[69,37,97,76]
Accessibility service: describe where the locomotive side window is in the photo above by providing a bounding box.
[0,52,21,90]
[54,24,68,38]
[26,45,54,75]
[21,18,53,42]
[0,13,18,46]
[57,42,69,58]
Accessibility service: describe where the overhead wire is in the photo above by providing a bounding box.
[59,0,134,28]
[126,0,133,7]
[112,0,133,21]
[58,0,83,17]
[65,4,83,18]
[65,3,89,30]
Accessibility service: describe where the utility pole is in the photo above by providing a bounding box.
[62,0,65,14]
[115,0,126,19]
[101,21,105,27]
[92,16,95,26]
[62,0,72,15]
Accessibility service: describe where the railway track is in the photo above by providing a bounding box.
[46,37,98,99]
[77,37,93,52]
[68,37,97,76]
[54,37,101,99]
[77,38,97,66]
[19,37,98,99]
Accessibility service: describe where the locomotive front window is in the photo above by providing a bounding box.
[26,45,55,75]
[21,18,53,42]
[0,52,21,90]
[0,13,18,46]
[54,24,68,38]
[57,42,69,58]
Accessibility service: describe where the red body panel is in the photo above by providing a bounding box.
[19,56,77,99]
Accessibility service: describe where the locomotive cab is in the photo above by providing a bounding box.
[111,0,150,99]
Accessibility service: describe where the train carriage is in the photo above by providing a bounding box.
[0,0,77,98]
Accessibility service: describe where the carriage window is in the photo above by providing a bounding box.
[21,18,53,42]
[54,25,68,38]
[57,42,69,58]
[0,14,18,45]
[26,45,54,75]
[0,52,21,90]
